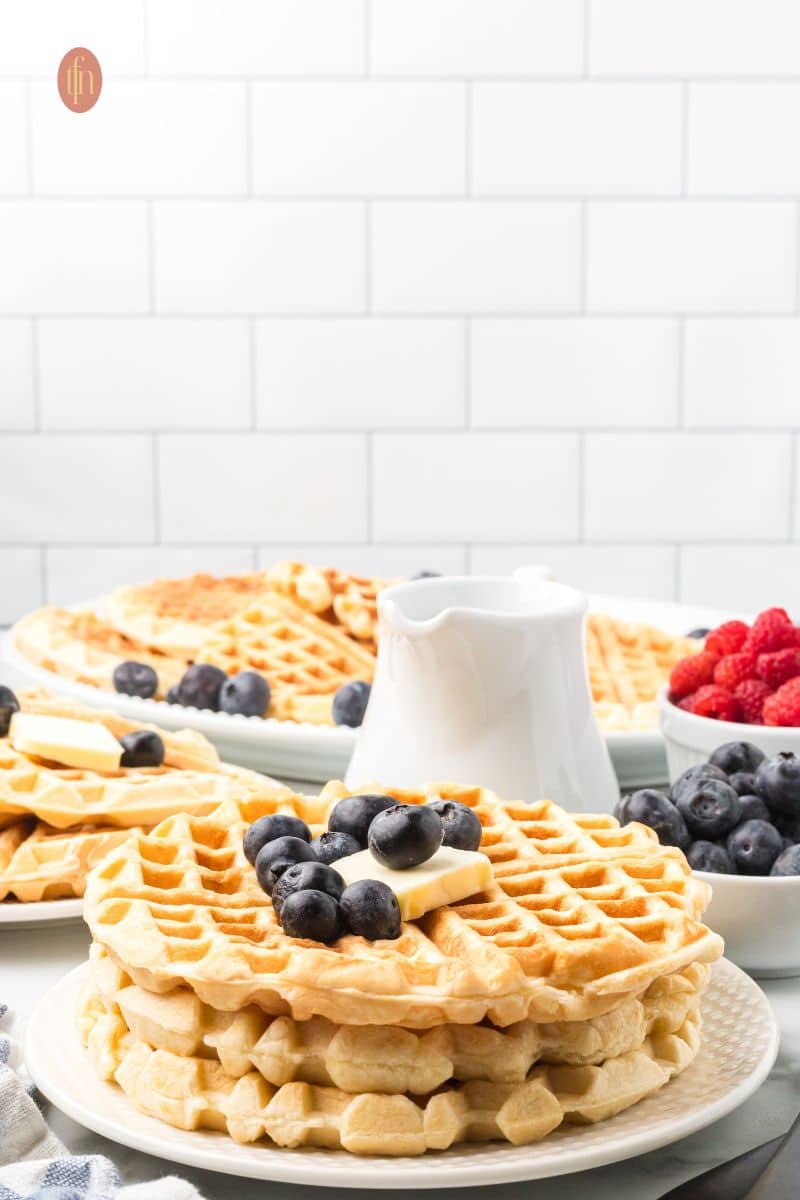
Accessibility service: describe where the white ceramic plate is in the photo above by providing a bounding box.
[0,897,83,928]
[2,595,734,789]
[27,959,777,1190]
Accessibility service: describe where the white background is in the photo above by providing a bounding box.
[2,0,800,622]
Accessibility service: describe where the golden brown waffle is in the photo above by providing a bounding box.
[196,596,376,723]
[12,607,189,698]
[78,975,700,1154]
[0,817,139,902]
[84,782,722,1029]
[587,614,700,731]
[0,691,291,831]
[265,561,393,644]
[87,943,707,1094]
[103,572,271,656]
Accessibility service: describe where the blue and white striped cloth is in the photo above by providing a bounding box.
[0,1004,204,1200]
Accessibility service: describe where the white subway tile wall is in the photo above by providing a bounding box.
[1,0,799,618]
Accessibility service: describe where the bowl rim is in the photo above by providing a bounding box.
[657,685,800,740]
[694,867,800,885]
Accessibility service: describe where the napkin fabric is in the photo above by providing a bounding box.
[0,1003,204,1200]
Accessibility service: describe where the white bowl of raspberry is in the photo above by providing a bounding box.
[658,607,800,782]
[658,686,800,782]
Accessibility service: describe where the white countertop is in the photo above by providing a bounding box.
[2,918,797,1200]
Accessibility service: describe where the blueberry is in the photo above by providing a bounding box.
[119,729,164,768]
[272,861,344,916]
[686,627,710,640]
[427,800,482,852]
[340,879,401,941]
[112,661,158,700]
[776,811,800,842]
[687,840,734,874]
[709,741,766,776]
[166,684,182,705]
[177,663,227,711]
[255,835,316,895]
[332,681,371,728]
[244,814,311,866]
[0,685,19,737]
[279,889,343,944]
[219,670,270,718]
[727,819,784,875]
[368,804,443,870]
[771,845,800,876]
[617,789,690,849]
[727,771,760,797]
[670,763,728,806]
[310,830,361,865]
[412,570,442,580]
[677,779,741,840]
[328,793,397,848]
[755,753,800,819]
[738,794,772,824]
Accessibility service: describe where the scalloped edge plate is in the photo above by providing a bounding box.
[27,959,777,1189]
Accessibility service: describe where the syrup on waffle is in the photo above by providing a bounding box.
[84,782,722,1029]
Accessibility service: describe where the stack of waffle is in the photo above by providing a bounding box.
[80,781,722,1156]
[0,691,290,904]
[10,564,701,730]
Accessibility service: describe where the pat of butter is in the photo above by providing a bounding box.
[336,845,493,921]
[9,712,122,772]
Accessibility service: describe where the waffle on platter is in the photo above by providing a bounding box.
[13,606,189,697]
[11,565,702,730]
[84,781,722,1029]
[103,572,272,657]
[195,595,376,723]
[587,614,700,732]
[79,968,701,1154]
[0,691,290,903]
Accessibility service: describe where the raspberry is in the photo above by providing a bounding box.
[705,620,749,658]
[743,607,798,656]
[669,651,719,700]
[756,648,800,690]
[763,676,800,726]
[687,684,743,722]
[734,679,772,724]
[713,652,757,692]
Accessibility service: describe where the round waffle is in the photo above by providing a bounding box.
[78,972,701,1155]
[84,782,723,1029]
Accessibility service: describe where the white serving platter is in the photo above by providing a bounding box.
[27,958,778,1190]
[2,595,734,789]
[0,896,84,928]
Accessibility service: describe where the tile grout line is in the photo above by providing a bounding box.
[152,435,161,543]
[789,433,798,540]
[463,318,471,429]
[364,200,372,313]
[30,318,41,430]
[248,318,258,429]
[146,200,156,315]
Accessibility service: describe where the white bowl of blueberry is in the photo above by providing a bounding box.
[615,740,800,978]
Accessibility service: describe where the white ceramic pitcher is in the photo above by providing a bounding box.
[345,573,619,813]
